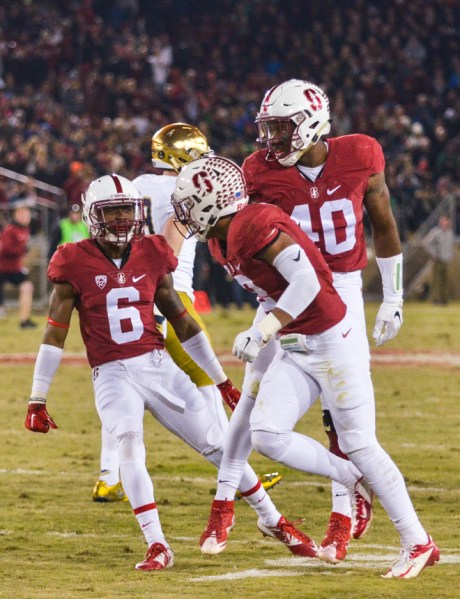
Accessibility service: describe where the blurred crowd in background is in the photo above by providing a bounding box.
[0,0,459,305]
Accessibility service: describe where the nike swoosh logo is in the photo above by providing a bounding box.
[243,337,251,350]
[133,274,146,282]
[327,185,341,195]
[293,250,301,262]
[342,328,352,338]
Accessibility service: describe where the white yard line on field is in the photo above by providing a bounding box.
[189,553,460,582]
[2,350,460,368]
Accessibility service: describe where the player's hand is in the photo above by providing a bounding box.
[217,379,241,411]
[25,402,58,433]
[232,327,264,363]
[372,300,403,346]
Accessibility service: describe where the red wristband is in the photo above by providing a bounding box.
[48,317,70,329]
[168,309,187,322]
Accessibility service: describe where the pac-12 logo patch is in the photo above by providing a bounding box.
[95,275,107,289]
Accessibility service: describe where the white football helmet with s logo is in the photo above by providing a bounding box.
[255,79,331,167]
[82,174,145,245]
[171,156,248,242]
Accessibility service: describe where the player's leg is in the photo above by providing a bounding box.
[140,348,304,556]
[0,273,6,318]
[249,351,366,557]
[200,337,296,555]
[94,356,173,571]
[165,292,229,430]
[18,275,36,328]
[315,321,439,577]
[250,351,362,488]
[329,273,373,539]
[165,300,281,496]
[91,425,127,502]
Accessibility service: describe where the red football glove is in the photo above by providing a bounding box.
[25,402,58,433]
[217,379,241,412]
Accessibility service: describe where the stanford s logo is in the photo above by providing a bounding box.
[192,171,213,194]
[304,88,323,111]
[310,187,319,199]
[95,275,107,289]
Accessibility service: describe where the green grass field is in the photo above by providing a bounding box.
[1,302,459,599]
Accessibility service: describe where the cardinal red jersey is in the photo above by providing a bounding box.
[242,134,385,272]
[48,236,177,367]
[0,222,30,272]
[208,204,346,335]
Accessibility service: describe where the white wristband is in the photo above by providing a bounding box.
[376,253,403,302]
[256,312,283,343]
[181,331,227,385]
[31,344,63,400]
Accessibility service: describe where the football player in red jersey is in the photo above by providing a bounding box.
[241,79,405,556]
[23,174,296,571]
[172,155,439,579]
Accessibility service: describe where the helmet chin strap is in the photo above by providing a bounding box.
[278,122,331,167]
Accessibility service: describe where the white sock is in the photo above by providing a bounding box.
[348,444,427,546]
[99,426,120,485]
[240,480,282,527]
[331,481,352,518]
[134,504,167,547]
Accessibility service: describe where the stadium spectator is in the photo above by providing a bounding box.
[0,0,459,246]
[47,203,90,261]
[0,204,36,327]
[423,214,455,305]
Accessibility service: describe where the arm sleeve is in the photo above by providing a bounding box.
[272,244,321,318]
[30,344,63,400]
[181,331,227,385]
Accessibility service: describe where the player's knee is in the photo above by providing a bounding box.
[201,422,224,456]
[117,431,145,464]
[339,432,378,456]
[251,430,288,462]
[242,370,263,399]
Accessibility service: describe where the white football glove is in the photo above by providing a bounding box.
[232,326,265,363]
[372,300,403,346]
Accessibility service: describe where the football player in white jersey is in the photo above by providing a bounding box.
[92,124,281,507]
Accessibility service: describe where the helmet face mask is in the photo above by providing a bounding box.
[255,79,331,167]
[172,156,248,242]
[82,175,145,245]
[151,122,213,172]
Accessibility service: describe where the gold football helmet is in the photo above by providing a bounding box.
[151,122,212,172]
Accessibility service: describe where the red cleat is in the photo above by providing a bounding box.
[135,542,174,571]
[317,512,351,563]
[200,500,235,555]
[257,516,318,557]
